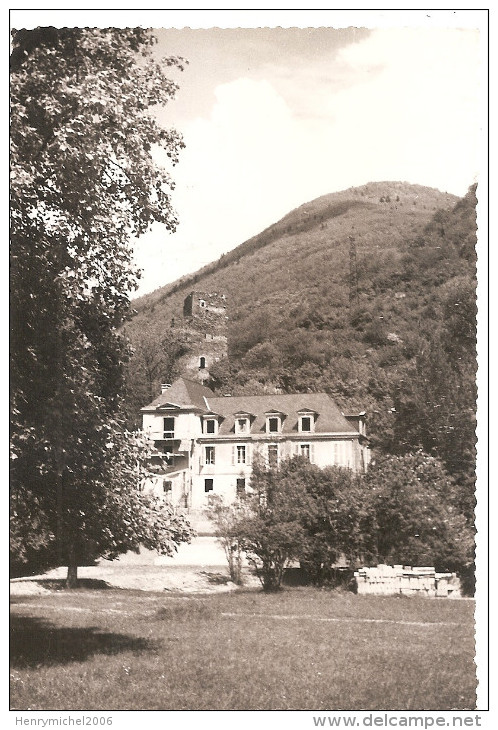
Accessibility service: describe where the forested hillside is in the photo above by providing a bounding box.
[123,181,477,518]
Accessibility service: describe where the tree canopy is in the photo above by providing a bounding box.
[365,453,473,573]
[235,458,311,591]
[213,454,473,591]
[10,27,191,583]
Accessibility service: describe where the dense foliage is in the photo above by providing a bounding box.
[121,324,190,425]
[235,458,310,591]
[10,27,192,582]
[214,455,473,591]
[289,460,377,585]
[365,453,473,574]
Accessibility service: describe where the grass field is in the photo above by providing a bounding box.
[10,587,476,711]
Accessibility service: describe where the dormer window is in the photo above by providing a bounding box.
[203,417,218,435]
[199,299,206,308]
[265,410,285,434]
[268,417,280,433]
[300,417,312,432]
[234,411,253,436]
[298,409,317,433]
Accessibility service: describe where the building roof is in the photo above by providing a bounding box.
[142,378,359,435]
[207,392,357,435]
[141,377,213,412]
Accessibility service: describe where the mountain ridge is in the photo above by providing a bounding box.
[132,181,458,314]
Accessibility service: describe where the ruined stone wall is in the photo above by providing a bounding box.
[173,291,228,382]
[183,291,228,337]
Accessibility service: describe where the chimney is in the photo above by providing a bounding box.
[161,383,171,393]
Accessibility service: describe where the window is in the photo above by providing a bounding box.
[236,478,246,497]
[205,446,215,465]
[268,444,279,469]
[199,356,206,370]
[265,411,285,434]
[268,417,279,433]
[232,444,250,466]
[204,418,216,434]
[163,417,175,439]
[204,478,214,493]
[163,480,172,494]
[234,414,251,435]
[333,442,345,466]
[237,445,246,464]
[333,442,340,465]
[298,411,316,432]
[300,443,311,460]
[236,418,248,434]
[199,299,206,308]
[300,416,312,432]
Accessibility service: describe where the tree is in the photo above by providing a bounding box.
[205,494,250,585]
[392,330,476,521]
[10,27,189,585]
[73,431,194,575]
[236,459,310,591]
[123,325,189,429]
[365,453,473,574]
[227,457,376,590]
[246,457,377,586]
[285,460,377,585]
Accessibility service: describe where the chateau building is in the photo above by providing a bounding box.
[140,290,370,508]
[141,376,370,509]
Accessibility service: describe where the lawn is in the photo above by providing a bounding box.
[10,586,476,711]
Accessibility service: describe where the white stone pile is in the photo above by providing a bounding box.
[354,564,461,598]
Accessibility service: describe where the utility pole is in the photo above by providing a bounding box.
[349,234,359,308]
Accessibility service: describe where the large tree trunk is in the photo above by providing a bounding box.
[66,544,78,588]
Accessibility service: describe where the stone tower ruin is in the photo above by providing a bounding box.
[177,291,228,382]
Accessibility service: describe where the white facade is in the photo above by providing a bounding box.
[141,378,370,510]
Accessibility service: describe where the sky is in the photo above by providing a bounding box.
[135,16,484,297]
[10,9,487,298]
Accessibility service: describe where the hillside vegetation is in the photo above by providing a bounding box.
[133,181,459,321]
[123,181,477,517]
